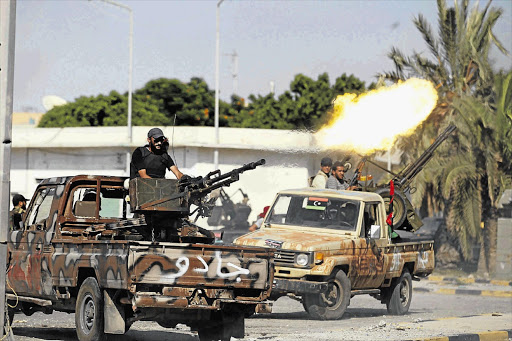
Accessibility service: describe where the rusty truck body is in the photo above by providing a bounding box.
[7,171,274,341]
[234,188,434,320]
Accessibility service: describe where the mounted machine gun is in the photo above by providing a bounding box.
[349,125,456,231]
[128,159,266,241]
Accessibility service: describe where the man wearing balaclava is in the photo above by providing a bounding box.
[130,127,184,180]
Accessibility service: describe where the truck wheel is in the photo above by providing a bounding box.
[197,324,229,341]
[75,277,105,341]
[157,321,177,329]
[304,270,350,320]
[386,270,412,315]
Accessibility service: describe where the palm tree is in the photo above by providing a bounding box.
[380,0,510,272]
[446,71,512,273]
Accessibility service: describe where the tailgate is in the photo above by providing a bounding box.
[128,242,273,290]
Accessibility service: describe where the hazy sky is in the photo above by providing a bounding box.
[14,0,512,112]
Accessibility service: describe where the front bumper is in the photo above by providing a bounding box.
[272,278,328,295]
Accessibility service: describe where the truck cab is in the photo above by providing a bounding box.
[235,188,434,320]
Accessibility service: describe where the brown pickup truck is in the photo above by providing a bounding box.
[235,188,434,320]
[7,172,273,341]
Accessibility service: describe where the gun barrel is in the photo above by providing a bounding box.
[206,159,265,186]
[396,125,456,188]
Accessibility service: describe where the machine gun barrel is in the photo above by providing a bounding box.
[189,159,266,197]
[136,159,265,211]
[204,159,265,187]
[396,125,456,189]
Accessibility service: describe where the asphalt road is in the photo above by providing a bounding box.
[9,282,512,341]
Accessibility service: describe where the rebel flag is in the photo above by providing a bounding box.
[306,197,328,210]
[386,180,394,227]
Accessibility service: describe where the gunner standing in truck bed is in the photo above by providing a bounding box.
[130,127,184,180]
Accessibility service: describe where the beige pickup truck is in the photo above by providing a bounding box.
[234,188,434,320]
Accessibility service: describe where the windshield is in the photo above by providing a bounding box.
[266,194,360,231]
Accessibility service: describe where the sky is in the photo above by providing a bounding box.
[13,0,512,113]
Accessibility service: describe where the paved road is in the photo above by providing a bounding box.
[9,280,512,341]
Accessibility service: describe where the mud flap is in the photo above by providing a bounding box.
[103,289,125,334]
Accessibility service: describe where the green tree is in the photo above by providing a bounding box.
[38,91,169,127]
[381,0,509,273]
[443,71,512,270]
[230,73,371,130]
[136,77,234,126]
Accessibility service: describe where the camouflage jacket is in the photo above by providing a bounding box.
[9,207,25,230]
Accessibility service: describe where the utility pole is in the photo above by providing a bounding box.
[0,0,17,337]
[96,0,134,176]
[224,50,238,95]
[97,0,133,144]
[214,0,225,169]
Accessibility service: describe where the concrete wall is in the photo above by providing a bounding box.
[9,126,398,227]
[496,218,512,279]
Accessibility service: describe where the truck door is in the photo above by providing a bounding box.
[8,185,60,297]
[351,202,387,289]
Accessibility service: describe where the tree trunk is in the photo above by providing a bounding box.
[476,216,498,276]
[477,235,487,275]
[486,210,498,276]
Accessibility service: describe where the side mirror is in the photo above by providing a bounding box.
[370,225,381,239]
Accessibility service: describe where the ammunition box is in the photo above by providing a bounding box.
[129,178,188,213]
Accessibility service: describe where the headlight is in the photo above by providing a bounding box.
[296,253,310,267]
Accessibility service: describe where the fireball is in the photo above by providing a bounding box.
[315,78,438,154]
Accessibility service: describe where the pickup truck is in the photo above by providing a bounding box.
[234,188,434,320]
[7,174,274,341]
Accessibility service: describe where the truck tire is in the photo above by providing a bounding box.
[157,320,177,329]
[75,277,106,341]
[303,270,350,320]
[386,269,412,315]
[197,324,230,341]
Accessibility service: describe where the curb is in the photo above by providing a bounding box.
[413,287,512,298]
[412,329,512,340]
[428,275,512,287]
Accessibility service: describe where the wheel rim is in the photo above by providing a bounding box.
[399,279,410,307]
[80,293,95,333]
[320,280,342,309]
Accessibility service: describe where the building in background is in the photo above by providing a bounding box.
[12,112,45,127]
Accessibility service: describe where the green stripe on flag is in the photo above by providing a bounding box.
[305,205,325,210]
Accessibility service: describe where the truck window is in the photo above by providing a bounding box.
[72,186,98,218]
[25,186,57,227]
[267,194,359,231]
[361,202,382,238]
[99,187,125,219]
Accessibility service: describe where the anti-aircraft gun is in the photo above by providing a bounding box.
[128,159,266,242]
[348,125,456,232]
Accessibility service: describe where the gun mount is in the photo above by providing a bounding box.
[127,159,265,241]
[350,125,456,232]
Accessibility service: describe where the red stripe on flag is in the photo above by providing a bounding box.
[308,197,329,202]
[386,213,393,226]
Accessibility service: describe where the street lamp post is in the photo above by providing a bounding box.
[98,0,133,144]
[214,0,225,169]
[0,0,17,337]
